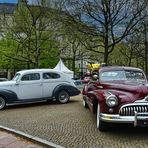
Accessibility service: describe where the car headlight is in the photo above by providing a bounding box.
[106,95,118,107]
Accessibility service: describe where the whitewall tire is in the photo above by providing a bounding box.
[97,104,107,131]
[0,97,6,110]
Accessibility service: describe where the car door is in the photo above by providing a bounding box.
[42,72,61,98]
[17,73,43,100]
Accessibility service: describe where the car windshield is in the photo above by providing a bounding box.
[12,73,21,81]
[100,70,146,81]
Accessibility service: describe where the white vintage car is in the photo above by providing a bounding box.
[0,69,80,109]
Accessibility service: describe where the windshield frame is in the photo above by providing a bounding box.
[12,73,21,81]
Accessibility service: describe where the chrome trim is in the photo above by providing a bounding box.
[134,111,137,127]
[120,103,148,109]
[100,113,135,123]
[100,113,148,125]
[119,102,148,116]
[106,95,118,107]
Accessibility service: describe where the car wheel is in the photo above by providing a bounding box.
[57,90,70,104]
[0,96,6,110]
[97,104,107,131]
[83,99,88,108]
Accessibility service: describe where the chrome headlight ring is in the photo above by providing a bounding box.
[106,94,118,107]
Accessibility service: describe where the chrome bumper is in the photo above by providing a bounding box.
[100,112,148,126]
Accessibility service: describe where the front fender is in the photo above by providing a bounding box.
[93,89,134,114]
[0,89,18,104]
[87,91,103,113]
[87,90,112,113]
[52,84,80,98]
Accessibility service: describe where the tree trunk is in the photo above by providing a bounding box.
[128,46,134,66]
[27,62,30,69]
[104,11,109,65]
[80,53,83,77]
[104,28,109,65]
[144,24,148,76]
[72,55,75,78]
[104,50,108,65]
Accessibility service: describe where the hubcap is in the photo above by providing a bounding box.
[59,91,69,103]
[0,97,5,109]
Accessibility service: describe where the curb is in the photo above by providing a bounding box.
[0,125,65,148]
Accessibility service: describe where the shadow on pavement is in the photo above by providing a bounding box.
[105,123,148,136]
[4,98,79,110]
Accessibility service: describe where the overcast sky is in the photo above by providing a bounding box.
[0,0,18,3]
[0,0,42,4]
[0,0,38,3]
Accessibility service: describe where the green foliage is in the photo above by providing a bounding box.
[5,1,60,69]
[0,0,147,75]
[0,38,22,69]
[109,43,130,66]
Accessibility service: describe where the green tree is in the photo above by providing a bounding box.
[63,0,147,65]
[7,0,59,68]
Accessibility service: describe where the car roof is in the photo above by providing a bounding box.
[99,66,143,72]
[16,69,63,75]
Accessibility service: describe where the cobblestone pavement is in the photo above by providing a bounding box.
[0,95,148,148]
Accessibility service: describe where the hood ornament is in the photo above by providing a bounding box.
[144,96,148,101]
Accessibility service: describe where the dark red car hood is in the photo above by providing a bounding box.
[99,80,148,103]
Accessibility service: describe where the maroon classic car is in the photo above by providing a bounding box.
[82,66,148,131]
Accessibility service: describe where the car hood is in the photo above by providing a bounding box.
[0,81,16,87]
[100,80,148,103]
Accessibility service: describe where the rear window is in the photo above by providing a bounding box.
[43,72,60,79]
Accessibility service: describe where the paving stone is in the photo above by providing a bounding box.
[0,131,44,148]
[0,144,5,148]
[5,141,28,148]
[0,137,16,145]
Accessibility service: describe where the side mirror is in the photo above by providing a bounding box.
[92,74,98,81]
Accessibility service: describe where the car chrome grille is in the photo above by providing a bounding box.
[119,105,148,116]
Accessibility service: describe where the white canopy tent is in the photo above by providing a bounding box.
[53,59,74,78]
